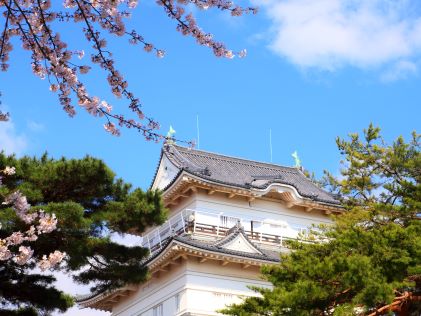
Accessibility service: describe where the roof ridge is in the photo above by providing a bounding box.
[161,145,340,206]
[172,144,299,172]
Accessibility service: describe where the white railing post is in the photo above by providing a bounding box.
[181,211,186,233]
[216,212,222,236]
[168,217,172,235]
[157,229,162,248]
[193,210,197,233]
[147,235,151,252]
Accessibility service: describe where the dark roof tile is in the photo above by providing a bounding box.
[163,144,339,205]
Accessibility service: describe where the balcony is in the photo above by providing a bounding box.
[141,209,312,256]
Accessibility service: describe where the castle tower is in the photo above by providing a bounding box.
[78,145,341,315]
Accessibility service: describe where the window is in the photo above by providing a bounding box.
[153,303,163,316]
[175,293,181,312]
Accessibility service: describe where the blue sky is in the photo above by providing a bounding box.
[0,1,421,314]
[1,0,420,191]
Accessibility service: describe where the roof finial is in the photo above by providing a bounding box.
[165,125,176,144]
[291,150,301,168]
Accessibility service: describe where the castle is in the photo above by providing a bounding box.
[78,144,341,315]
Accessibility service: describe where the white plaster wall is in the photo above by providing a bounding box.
[113,263,187,316]
[142,190,332,248]
[183,288,245,316]
[112,259,271,316]
[193,191,331,230]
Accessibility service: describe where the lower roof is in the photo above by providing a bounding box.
[77,225,281,310]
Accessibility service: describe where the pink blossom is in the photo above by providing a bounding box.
[0,170,62,268]
[37,212,58,234]
[238,49,247,58]
[49,84,59,92]
[144,44,153,52]
[38,255,51,271]
[104,122,120,136]
[39,251,66,271]
[225,50,234,59]
[3,166,16,175]
[77,50,85,59]
[6,232,25,246]
[4,191,37,224]
[79,66,91,74]
[25,226,38,242]
[0,244,12,261]
[13,246,34,265]
[231,7,243,16]
[128,0,138,9]
[156,50,165,58]
[101,100,112,113]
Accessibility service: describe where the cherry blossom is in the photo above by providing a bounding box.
[38,250,66,271]
[0,166,65,270]
[12,245,34,265]
[3,166,15,175]
[3,190,37,224]
[6,231,25,246]
[0,0,255,143]
[0,243,11,260]
[37,211,57,234]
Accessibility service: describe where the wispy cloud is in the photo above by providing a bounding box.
[0,120,27,155]
[380,59,418,82]
[256,0,421,76]
[27,120,45,132]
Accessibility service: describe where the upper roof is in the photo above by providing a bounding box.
[160,144,340,205]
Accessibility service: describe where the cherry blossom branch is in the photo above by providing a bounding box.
[0,91,9,121]
[10,1,182,143]
[0,0,256,141]
[188,0,257,14]
[6,3,66,100]
[81,0,163,55]
[0,0,11,68]
[12,0,48,58]
[0,166,66,270]
[98,108,194,145]
[73,0,165,140]
[157,0,249,58]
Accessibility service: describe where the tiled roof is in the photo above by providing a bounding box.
[173,233,280,262]
[163,144,340,205]
[144,224,281,265]
[77,226,281,304]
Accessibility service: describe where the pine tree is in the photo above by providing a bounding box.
[221,125,421,316]
[0,153,166,315]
